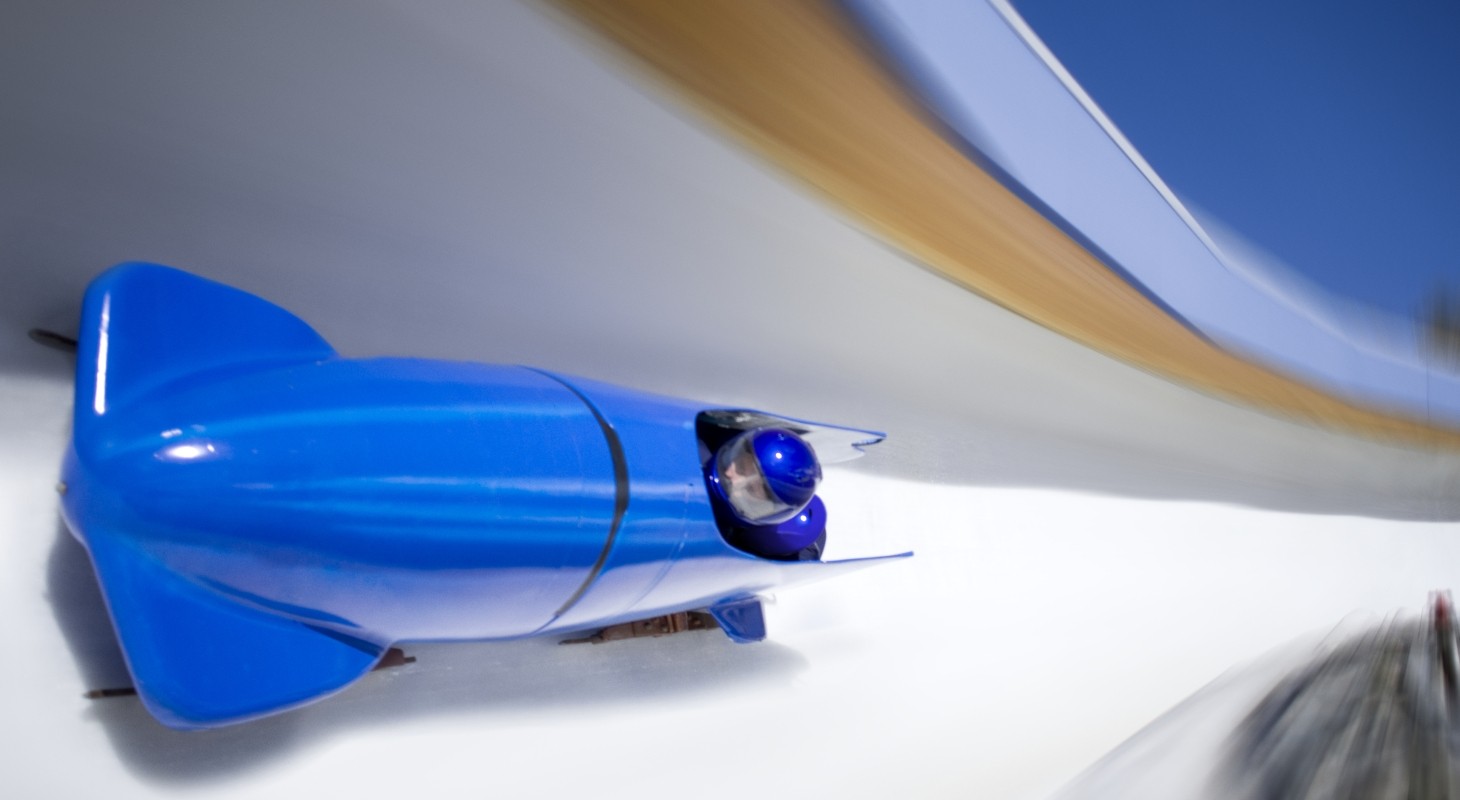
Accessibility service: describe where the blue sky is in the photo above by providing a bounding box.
[1010,0,1460,320]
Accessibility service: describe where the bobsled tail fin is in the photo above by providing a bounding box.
[75,263,335,424]
[83,530,382,729]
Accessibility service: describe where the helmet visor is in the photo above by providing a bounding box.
[715,434,800,524]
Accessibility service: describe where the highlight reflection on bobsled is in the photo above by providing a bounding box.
[59,263,909,730]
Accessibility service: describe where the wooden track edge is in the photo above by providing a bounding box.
[550,0,1460,451]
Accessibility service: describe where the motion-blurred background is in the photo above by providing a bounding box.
[3,2,1457,797]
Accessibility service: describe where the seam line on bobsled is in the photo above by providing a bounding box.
[529,368,632,620]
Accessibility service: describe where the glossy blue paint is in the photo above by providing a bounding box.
[60,263,910,730]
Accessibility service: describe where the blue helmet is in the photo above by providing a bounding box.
[738,495,827,558]
[709,428,822,525]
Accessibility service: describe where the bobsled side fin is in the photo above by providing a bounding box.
[697,410,884,464]
[772,551,914,588]
[708,596,767,643]
[84,530,381,729]
[76,263,335,422]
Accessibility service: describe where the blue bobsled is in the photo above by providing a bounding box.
[59,263,909,729]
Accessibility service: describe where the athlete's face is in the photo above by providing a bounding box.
[724,447,773,511]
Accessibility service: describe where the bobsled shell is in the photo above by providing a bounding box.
[59,263,908,727]
[63,265,620,726]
